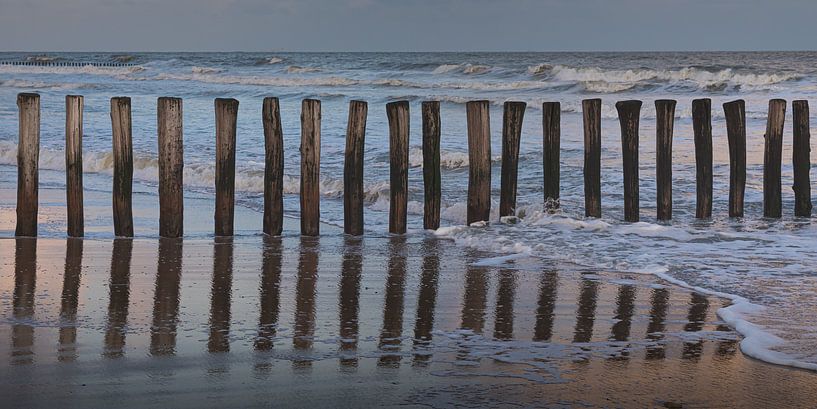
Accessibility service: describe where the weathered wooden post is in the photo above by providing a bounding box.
[543,102,560,211]
[723,100,746,218]
[300,99,321,236]
[764,99,786,218]
[499,101,526,217]
[692,99,713,219]
[262,97,284,236]
[157,97,184,238]
[792,100,811,217]
[214,98,238,236]
[616,100,641,222]
[343,100,368,235]
[387,101,410,234]
[15,93,40,237]
[582,99,601,218]
[65,95,84,237]
[422,101,441,230]
[466,100,491,225]
[111,97,134,237]
[655,99,675,221]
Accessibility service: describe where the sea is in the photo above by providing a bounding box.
[0,51,816,372]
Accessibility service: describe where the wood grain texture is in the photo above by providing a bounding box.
[723,100,746,218]
[616,100,641,222]
[792,100,811,217]
[500,101,526,217]
[655,99,676,221]
[157,97,184,238]
[214,98,239,236]
[764,99,786,218]
[422,101,441,230]
[111,97,134,237]
[692,99,713,219]
[65,95,84,237]
[542,101,560,211]
[262,97,284,235]
[300,99,321,236]
[466,100,491,225]
[15,93,40,237]
[344,100,368,235]
[582,99,602,218]
[387,101,410,234]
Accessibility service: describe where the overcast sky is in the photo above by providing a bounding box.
[2,0,816,51]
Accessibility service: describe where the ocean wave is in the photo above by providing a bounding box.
[408,147,501,169]
[155,72,359,87]
[286,65,322,74]
[0,79,84,90]
[191,66,223,74]
[432,64,492,75]
[0,64,145,77]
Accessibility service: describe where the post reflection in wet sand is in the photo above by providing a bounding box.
[683,292,709,360]
[103,239,133,359]
[338,237,362,368]
[413,238,440,366]
[493,269,516,340]
[533,271,558,342]
[150,239,183,356]
[646,287,670,360]
[573,277,599,343]
[58,238,83,362]
[208,237,234,354]
[378,236,407,368]
[12,239,36,365]
[293,236,319,369]
[460,252,488,334]
[255,236,282,352]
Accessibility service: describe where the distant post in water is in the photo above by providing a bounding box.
[65,95,84,237]
[16,93,40,237]
[214,98,238,237]
[582,99,601,218]
[542,102,560,211]
[792,100,811,217]
[300,99,321,236]
[343,100,368,236]
[654,99,676,221]
[764,99,786,218]
[387,101,410,234]
[466,101,491,225]
[723,100,746,218]
[111,97,134,237]
[422,101,441,230]
[262,97,284,236]
[157,97,184,238]
[500,101,526,217]
[616,100,641,222]
[692,98,713,219]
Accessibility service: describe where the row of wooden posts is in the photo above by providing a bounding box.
[11,93,812,239]
[0,61,134,67]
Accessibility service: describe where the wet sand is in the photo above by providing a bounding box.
[1,234,816,408]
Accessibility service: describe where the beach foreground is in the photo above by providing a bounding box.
[2,234,816,408]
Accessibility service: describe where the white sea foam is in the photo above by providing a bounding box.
[286,65,322,73]
[191,66,223,74]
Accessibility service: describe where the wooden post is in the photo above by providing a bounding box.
[15,93,39,237]
[157,97,183,238]
[723,100,746,218]
[300,99,321,236]
[262,97,284,236]
[655,99,675,221]
[582,99,601,218]
[422,101,441,230]
[343,100,367,235]
[764,99,786,218]
[466,100,491,225]
[792,100,811,217]
[387,101,409,234]
[616,100,641,222]
[692,99,713,219]
[214,98,238,237]
[111,97,134,237]
[500,101,526,217]
[542,102,560,211]
[65,95,84,237]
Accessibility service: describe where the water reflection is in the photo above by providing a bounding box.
[208,237,233,353]
[58,239,83,362]
[293,236,319,369]
[683,292,709,360]
[413,238,440,366]
[533,271,558,342]
[460,255,488,334]
[493,269,516,340]
[255,236,283,352]
[150,239,182,356]
[339,237,362,368]
[104,239,133,359]
[646,287,670,360]
[573,277,599,343]
[378,236,407,368]
[12,239,36,365]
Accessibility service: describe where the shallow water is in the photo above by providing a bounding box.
[1,51,817,371]
[2,236,817,408]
